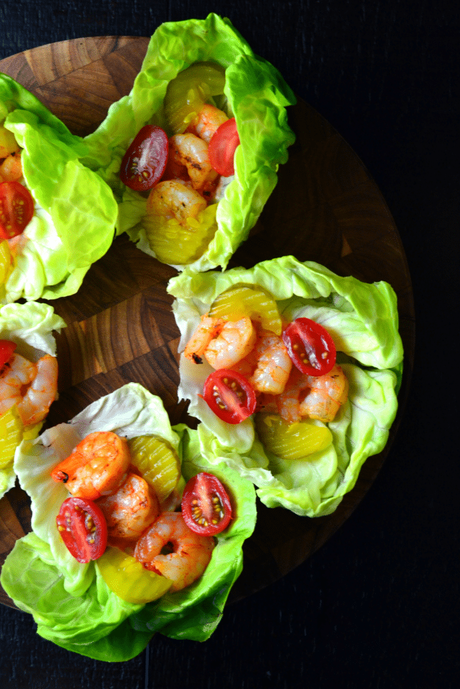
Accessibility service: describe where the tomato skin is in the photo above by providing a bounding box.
[208,118,240,177]
[282,318,336,376]
[56,497,108,563]
[182,472,232,536]
[0,339,16,370]
[120,125,169,191]
[202,369,256,424]
[0,181,34,239]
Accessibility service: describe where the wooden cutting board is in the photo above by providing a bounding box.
[0,37,415,608]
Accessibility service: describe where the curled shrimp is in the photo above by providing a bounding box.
[204,317,257,369]
[146,179,207,226]
[230,328,293,395]
[186,104,229,144]
[0,352,58,426]
[167,133,218,191]
[97,472,160,545]
[51,431,130,501]
[184,315,256,369]
[276,365,348,424]
[247,330,292,396]
[134,511,214,592]
[16,355,58,426]
[300,364,349,422]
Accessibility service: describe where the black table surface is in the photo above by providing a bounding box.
[0,1,458,687]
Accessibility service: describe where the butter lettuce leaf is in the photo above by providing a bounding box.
[82,13,296,272]
[168,256,404,516]
[0,301,65,498]
[0,73,117,303]
[1,383,256,661]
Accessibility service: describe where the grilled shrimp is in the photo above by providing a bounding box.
[51,431,130,501]
[186,104,229,144]
[166,133,218,191]
[247,330,292,395]
[134,511,215,592]
[97,472,160,544]
[276,365,348,424]
[0,352,58,426]
[146,179,207,226]
[300,364,349,422]
[184,315,256,369]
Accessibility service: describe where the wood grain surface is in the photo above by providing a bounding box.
[0,37,415,609]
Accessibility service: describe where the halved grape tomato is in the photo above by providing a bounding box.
[282,318,336,376]
[120,125,169,191]
[181,472,232,536]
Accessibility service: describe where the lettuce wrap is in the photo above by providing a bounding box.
[1,383,257,661]
[168,256,404,517]
[0,73,118,302]
[82,13,296,272]
[0,301,65,497]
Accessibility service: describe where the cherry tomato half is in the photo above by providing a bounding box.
[119,125,169,191]
[202,369,256,424]
[0,181,34,239]
[208,118,240,177]
[56,496,108,563]
[282,318,337,376]
[0,339,16,370]
[182,472,232,536]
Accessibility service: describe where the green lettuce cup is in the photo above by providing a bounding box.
[1,383,257,661]
[82,13,296,272]
[168,256,404,517]
[0,301,65,497]
[0,73,117,303]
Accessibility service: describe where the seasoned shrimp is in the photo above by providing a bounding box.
[276,365,348,424]
[146,179,207,226]
[51,431,130,501]
[247,330,292,395]
[0,352,58,426]
[97,473,160,544]
[0,353,35,416]
[16,355,58,426]
[186,104,229,144]
[134,511,214,592]
[300,364,349,423]
[167,133,218,191]
[0,152,22,183]
[205,317,257,369]
[184,315,256,369]
[184,315,224,364]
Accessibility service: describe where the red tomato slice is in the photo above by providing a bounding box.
[208,118,240,177]
[181,472,232,536]
[56,497,108,563]
[119,125,169,191]
[282,318,337,376]
[0,181,34,239]
[0,339,17,370]
[202,369,256,424]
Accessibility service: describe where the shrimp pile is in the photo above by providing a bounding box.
[0,352,58,426]
[146,104,230,228]
[185,313,349,426]
[52,431,215,593]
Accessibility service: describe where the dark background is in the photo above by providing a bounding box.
[0,1,458,687]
